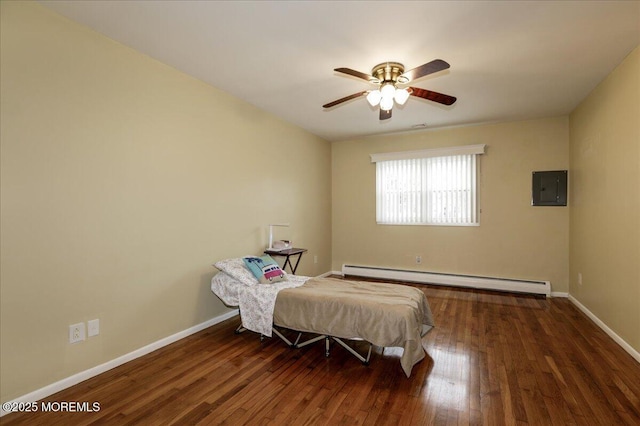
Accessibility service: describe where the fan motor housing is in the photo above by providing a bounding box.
[371,62,405,83]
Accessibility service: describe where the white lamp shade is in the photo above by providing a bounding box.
[394,88,410,105]
[366,90,382,106]
[380,83,395,99]
[268,223,290,249]
[380,96,394,111]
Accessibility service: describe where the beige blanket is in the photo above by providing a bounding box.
[273,277,434,377]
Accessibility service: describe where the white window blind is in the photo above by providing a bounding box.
[372,145,485,226]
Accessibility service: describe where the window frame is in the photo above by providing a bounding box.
[371,144,485,227]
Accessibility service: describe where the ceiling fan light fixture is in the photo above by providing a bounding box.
[324,59,455,120]
[394,88,410,105]
[366,90,382,106]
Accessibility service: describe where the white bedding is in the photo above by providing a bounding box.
[211,271,309,336]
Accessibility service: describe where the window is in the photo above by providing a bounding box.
[371,144,485,226]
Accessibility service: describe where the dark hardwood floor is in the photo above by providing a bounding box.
[2,282,639,425]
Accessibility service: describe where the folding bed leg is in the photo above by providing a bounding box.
[294,334,326,349]
[271,327,295,347]
[331,337,373,366]
[325,336,330,358]
[364,344,373,366]
[261,327,326,349]
[294,332,302,347]
[257,328,291,346]
[234,324,246,334]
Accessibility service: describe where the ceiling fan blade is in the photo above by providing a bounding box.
[323,91,368,108]
[401,59,450,82]
[409,87,457,105]
[335,68,379,83]
[380,109,392,120]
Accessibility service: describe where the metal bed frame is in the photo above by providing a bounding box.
[235,322,373,365]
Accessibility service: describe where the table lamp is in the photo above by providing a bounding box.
[268,223,290,251]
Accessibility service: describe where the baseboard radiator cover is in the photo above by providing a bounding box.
[341,264,551,297]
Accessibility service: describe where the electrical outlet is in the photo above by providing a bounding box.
[88,319,99,337]
[578,273,583,286]
[416,255,422,264]
[313,255,318,264]
[69,322,86,344]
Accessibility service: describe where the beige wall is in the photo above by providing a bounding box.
[2,0,636,407]
[0,2,331,402]
[569,47,639,352]
[332,117,570,291]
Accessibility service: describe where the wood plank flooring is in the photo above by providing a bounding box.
[2,282,639,425]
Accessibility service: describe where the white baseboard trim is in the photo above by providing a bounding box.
[568,295,640,364]
[337,270,565,298]
[342,264,551,296]
[0,309,240,417]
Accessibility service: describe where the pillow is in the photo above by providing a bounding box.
[214,257,260,286]
[242,255,287,284]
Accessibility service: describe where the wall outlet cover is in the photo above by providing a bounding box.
[69,322,86,344]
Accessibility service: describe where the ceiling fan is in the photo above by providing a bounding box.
[323,59,456,120]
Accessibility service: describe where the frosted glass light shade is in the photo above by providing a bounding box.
[366,90,382,106]
[380,96,394,111]
[380,83,395,99]
[394,88,410,105]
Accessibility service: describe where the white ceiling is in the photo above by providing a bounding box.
[40,1,639,142]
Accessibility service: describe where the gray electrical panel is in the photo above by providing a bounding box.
[532,170,567,206]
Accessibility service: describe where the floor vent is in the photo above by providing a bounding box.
[341,264,550,297]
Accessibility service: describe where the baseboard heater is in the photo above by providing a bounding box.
[341,264,551,297]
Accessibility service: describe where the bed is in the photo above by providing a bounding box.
[211,257,435,377]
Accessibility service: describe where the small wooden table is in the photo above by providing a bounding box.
[264,248,307,274]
